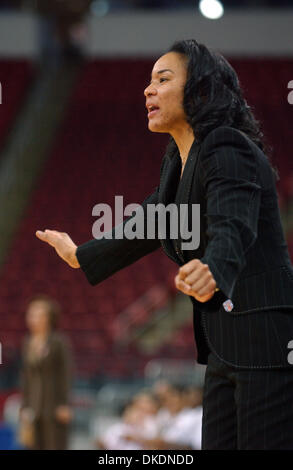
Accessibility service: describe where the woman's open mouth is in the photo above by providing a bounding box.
[148,106,160,118]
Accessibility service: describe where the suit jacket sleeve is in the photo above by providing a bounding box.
[193,126,262,312]
[76,186,161,286]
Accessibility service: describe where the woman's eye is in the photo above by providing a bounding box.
[146,78,167,87]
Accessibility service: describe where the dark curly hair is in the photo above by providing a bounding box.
[165,39,278,180]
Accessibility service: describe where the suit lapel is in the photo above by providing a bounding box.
[158,147,181,207]
[176,139,201,206]
[158,138,201,264]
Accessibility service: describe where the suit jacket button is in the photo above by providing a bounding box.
[223,299,234,312]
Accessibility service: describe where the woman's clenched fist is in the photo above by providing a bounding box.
[175,259,217,302]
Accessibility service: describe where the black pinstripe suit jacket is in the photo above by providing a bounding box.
[76,126,293,369]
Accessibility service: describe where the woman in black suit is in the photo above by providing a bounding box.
[36,39,293,449]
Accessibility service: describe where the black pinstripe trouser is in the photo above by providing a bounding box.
[202,352,293,449]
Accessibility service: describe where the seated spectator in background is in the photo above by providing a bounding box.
[184,385,203,409]
[131,391,161,438]
[96,391,160,450]
[96,402,142,450]
[125,383,203,450]
[151,380,173,432]
[19,294,73,450]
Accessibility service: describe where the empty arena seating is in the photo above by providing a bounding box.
[0,60,33,153]
[0,57,292,379]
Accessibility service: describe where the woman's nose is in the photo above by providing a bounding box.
[144,83,157,97]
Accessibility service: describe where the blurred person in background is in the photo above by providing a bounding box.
[34,0,91,64]
[131,391,161,437]
[184,385,203,409]
[152,379,171,406]
[96,391,160,450]
[96,401,142,450]
[19,294,73,450]
[151,380,173,432]
[125,384,202,450]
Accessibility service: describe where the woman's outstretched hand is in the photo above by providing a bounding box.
[35,230,80,269]
[175,259,217,302]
